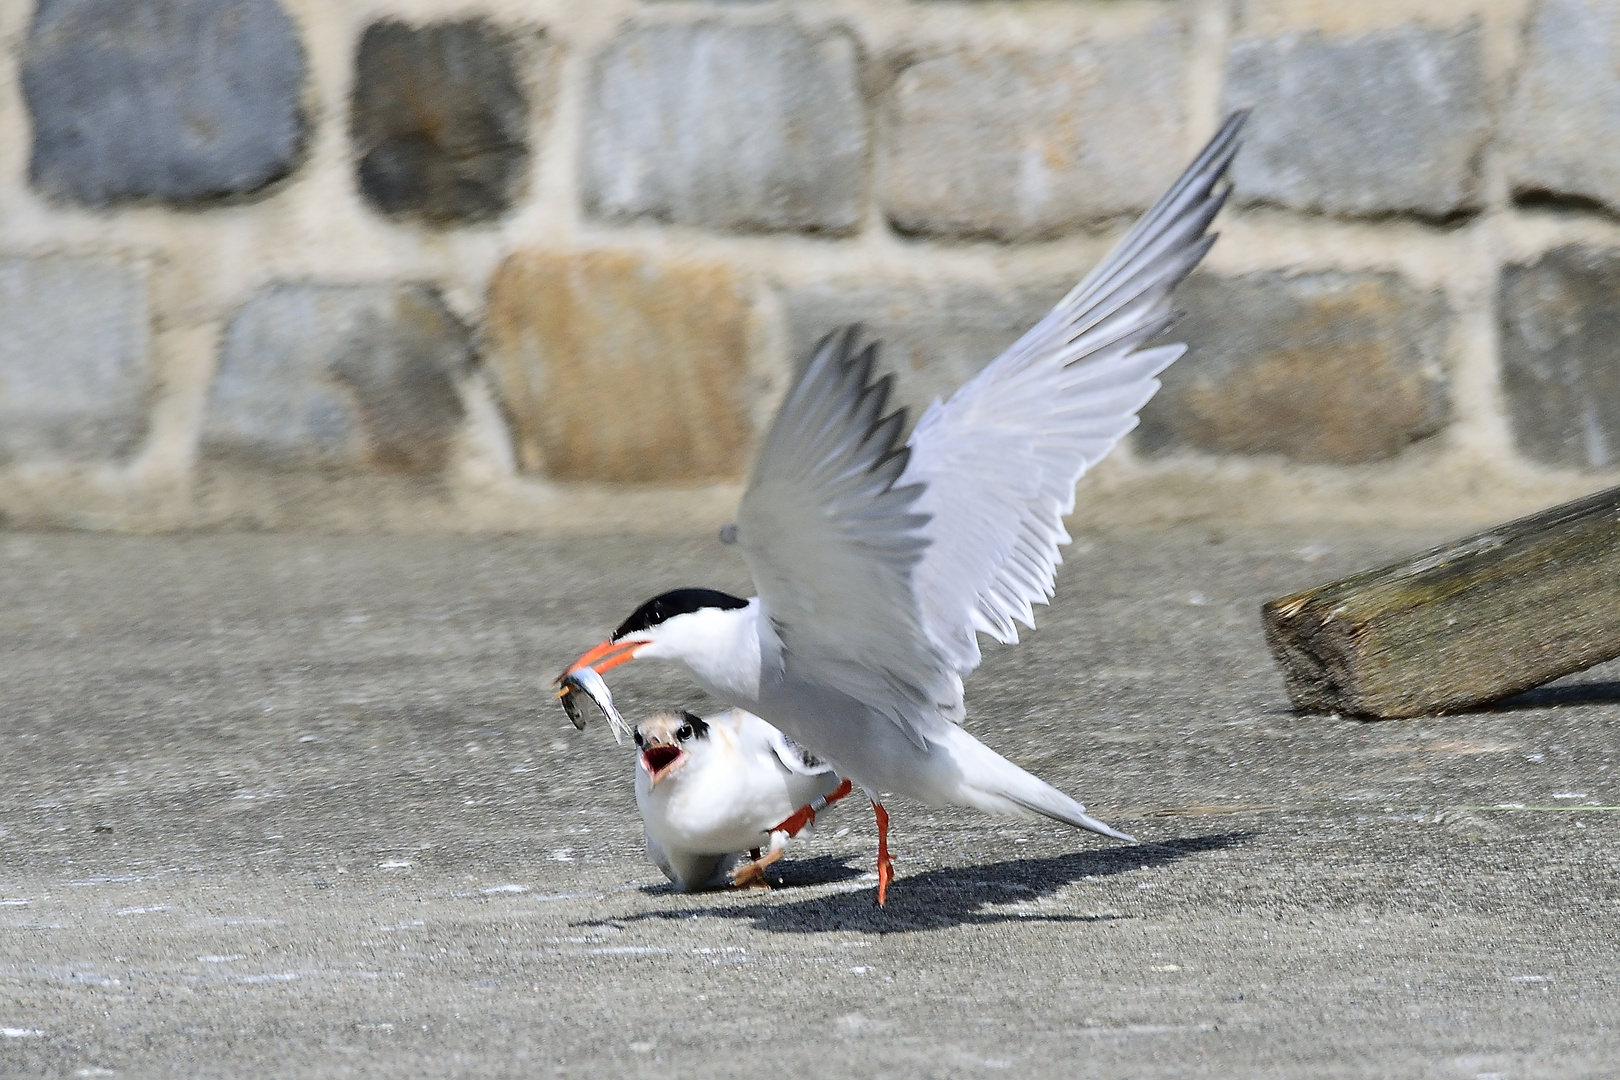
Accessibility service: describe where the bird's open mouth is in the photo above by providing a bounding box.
[641,745,684,784]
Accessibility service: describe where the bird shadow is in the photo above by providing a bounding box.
[585,832,1249,935]
[1487,680,1620,712]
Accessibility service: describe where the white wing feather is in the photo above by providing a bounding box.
[732,114,1245,743]
[767,728,837,778]
[734,329,954,748]
[904,113,1248,676]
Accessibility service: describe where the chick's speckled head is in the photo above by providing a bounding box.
[633,711,711,786]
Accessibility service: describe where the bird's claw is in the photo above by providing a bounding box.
[730,844,785,890]
[730,864,772,890]
[876,852,894,906]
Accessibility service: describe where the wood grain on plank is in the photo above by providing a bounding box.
[1262,485,1620,718]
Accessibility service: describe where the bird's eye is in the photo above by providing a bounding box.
[676,724,692,742]
[633,731,645,748]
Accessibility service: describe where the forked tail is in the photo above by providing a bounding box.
[936,723,1138,844]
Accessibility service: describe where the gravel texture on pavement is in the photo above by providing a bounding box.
[0,526,1616,1078]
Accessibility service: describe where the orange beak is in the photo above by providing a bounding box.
[556,639,643,687]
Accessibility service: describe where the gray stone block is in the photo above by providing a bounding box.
[351,19,532,225]
[1499,246,1620,469]
[882,26,1189,241]
[1506,0,1620,216]
[583,22,866,234]
[0,256,151,462]
[1137,271,1451,464]
[782,279,1070,424]
[1223,24,1487,220]
[207,284,471,473]
[21,0,306,207]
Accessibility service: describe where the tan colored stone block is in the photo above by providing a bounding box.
[487,251,754,484]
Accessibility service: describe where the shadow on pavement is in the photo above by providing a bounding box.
[591,832,1249,935]
[1492,680,1620,711]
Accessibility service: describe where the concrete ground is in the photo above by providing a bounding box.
[0,525,1616,1079]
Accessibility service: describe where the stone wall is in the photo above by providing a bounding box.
[1,0,1618,532]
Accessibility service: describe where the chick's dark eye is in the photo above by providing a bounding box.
[676,724,692,742]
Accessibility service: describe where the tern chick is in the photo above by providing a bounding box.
[634,709,851,891]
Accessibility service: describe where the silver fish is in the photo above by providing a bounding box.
[556,665,634,745]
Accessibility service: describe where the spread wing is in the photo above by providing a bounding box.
[904,112,1247,675]
[732,329,954,749]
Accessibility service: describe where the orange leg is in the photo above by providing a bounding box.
[872,800,894,906]
[770,777,854,837]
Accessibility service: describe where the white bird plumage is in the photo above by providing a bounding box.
[633,709,847,891]
[568,113,1247,904]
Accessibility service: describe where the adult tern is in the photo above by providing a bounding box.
[565,112,1247,904]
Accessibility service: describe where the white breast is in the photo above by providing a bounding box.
[635,709,838,857]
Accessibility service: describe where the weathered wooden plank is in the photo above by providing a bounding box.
[1262,484,1620,718]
